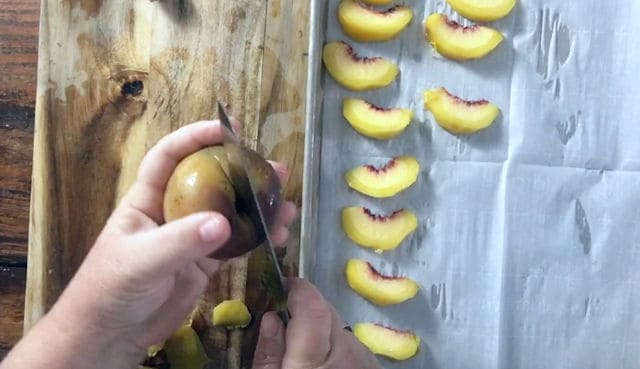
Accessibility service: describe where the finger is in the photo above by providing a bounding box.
[122,120,224,223]
[252,312,285,369]
[282,279,332,368]
[195,258,221,278]
[270,226,289,247]
[276,201,297,228]
[135,212,231,276]
[145,263,210,342]
[323,296,382,369]
[268,161,289,186]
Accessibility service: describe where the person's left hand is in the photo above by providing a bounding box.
[3,120,296,369]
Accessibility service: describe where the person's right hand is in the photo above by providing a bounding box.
[252,279,382,369]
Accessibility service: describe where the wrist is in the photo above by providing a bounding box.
[43,287,146,369]
[1,309,143,369]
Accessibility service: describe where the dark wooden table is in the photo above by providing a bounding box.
[0,0,39,359]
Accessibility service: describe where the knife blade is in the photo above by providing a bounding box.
[216,102,289,324]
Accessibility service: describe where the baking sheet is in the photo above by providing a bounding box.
[301,0,640,368]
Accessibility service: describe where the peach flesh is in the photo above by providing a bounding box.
[362,208,402,222]
[364,159,397,174]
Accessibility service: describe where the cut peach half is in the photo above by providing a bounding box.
[338,0,413,42]
[346,259,420,305]
[345,156,419,198]
[424,87,500,134]
[342,207,418,253]
[343,98,413,140]
[425,13,504,60]
[446,0,516,22]
[353,323,421,361]
[322,41,399,91]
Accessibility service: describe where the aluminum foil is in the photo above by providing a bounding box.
[301,0,640,368]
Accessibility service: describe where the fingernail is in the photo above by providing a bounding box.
[261,312,281,338]
[199,215,228,243]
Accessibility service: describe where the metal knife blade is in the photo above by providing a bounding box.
[216,102,289,324]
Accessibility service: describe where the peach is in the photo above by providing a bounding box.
[345,156,419,198]
[163,145,282,260]
[212,300,252,329]
[338,0,413,42]
[343,98,413,140]
[353,323,421,361]
[341,207,418,253]
[322,41,399,91]
[424,87,500,134]
[446,0,516,22]
[425,13,504,60]
[345,259,420,305]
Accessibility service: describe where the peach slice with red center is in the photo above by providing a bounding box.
[425,13,504,60]
[345,259,420,305]
[341,207,418,252]
[322,41,399,91]
[446,0,517,22]
[424,87,500,134]
[353,323,421,361]
[338,0,413,42]
[345,156,419,198]
[343,98,413,140]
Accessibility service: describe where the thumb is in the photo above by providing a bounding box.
[252,312,285,369]
[137,212,231,275]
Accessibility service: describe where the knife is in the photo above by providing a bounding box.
[216,102,290,324]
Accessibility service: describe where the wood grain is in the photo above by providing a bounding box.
[25,1,310,368]
[0,267,27,359]
[0,0,39,265]
[0,0,40,358]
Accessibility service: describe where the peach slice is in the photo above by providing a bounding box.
[446,0,517,22]
[360,0,393,5]
[346,259,420,305]
[163,325,210,369]
[425,13,504,60]
[341,207,418,252]
[212,300,252,329]
[345,156,419,198]
[338,0,413,42]
[343,98,413,140]
[322,41,399,91]
[424,87,500,134]
[353,323,421,361]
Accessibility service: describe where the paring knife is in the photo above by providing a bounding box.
[216,102,290,324]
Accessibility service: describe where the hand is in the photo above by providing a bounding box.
[252,279,382,369]
[1,120,297,369]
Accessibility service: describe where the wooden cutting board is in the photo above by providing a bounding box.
[25,1,309,367]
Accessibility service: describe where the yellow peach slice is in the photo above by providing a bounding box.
[446,0,517,22]
[353,323,421,361]
[346,259,420,305]
[361,0,393,5]
[425,13,504,60]
[212,300,252,329]
[163,325,210,369]
[345,156,419,198]
[338,0,413,42]
[424,87,500,134]
[322,41,399,91]
[341,207,418,252]
[343,98,413,140]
